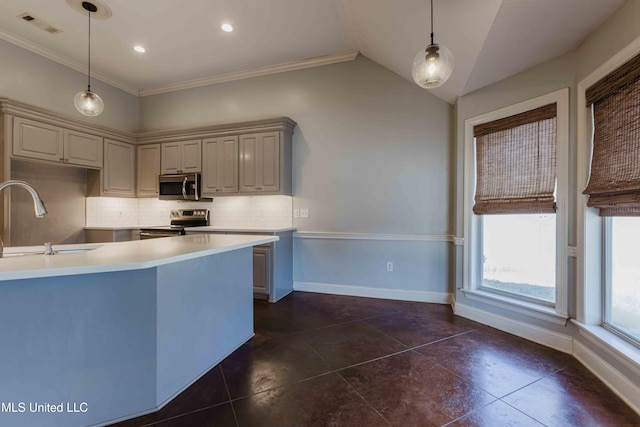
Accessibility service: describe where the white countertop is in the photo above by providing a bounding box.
[0,234,278,281]
[186,226,296,233]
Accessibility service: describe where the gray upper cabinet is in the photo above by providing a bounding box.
[13,117,103,168]
[239,131,282,194]
[136,144,161,197]
[161,140,201,174]
[103,139,135,196]
[13,117,63,162]
[202,136,238,196]
[63,129,103,168]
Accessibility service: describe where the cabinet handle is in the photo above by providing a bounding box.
[256,187,262,190]
[60,157,64,161]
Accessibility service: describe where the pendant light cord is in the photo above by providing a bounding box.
[87,7,91,92]
[430,0,434,45]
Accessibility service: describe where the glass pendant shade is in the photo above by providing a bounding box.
[74,90,104,117]
[412,43,454,89]
[74,1,103,117]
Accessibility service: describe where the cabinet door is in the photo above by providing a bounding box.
[239,132,280,193]
[180,140,202,173]
[136,144,161,197]
[161,142,181,174]
[259,132,280,192]
[104,139,135,196]
[253,245,272,297]
[202,136,238,195]
[63,129,103,168]
[239,134,259,192]
[13,117,64,162]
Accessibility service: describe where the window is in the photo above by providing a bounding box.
[483,214,556,304]
[606,217,640,343]
[583,52,640,345]
[463,89,569,316]
[473,104,558,305]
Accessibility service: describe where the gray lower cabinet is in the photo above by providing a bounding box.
[252,244,273,298]
[86,228,140,243]
[185,229,293,302]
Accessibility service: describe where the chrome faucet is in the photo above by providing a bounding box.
[0,180,47,258]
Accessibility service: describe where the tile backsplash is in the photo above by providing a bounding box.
[86,196,293,228]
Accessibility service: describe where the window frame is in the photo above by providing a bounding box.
[577,36,640,353]
[462,88,570,319]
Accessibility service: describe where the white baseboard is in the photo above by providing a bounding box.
[454,303,573,354]
[293,281,453,304]
[573,339,640,414]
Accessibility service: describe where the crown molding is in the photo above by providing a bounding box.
[138,50,360,97]
[136,116,297,144]
[0,29,139,96]
[0,28,358,99]
[0,97,137,143]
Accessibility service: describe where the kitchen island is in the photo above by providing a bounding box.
[0,234,277,427]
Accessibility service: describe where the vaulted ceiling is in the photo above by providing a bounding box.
[0,0,626,103]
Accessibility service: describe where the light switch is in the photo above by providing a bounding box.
[300,208,309,218]
[293,209,300,218]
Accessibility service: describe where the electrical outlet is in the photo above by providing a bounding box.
[293,209,300,218]
[386,261,393,272]
[300,208,309,218]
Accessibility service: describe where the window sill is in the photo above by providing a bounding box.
[572,321,640,377]
[461,288,569,326]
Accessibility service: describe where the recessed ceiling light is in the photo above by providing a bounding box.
[134,45,146,53]
[221,23,233,32]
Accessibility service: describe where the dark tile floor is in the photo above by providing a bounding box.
[110,292,640,427]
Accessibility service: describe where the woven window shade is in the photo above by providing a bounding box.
[473,104,557,215]
[584,53,640,217]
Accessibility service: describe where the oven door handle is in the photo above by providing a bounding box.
[182,177,187,199]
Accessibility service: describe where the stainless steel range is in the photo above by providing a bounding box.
[139,209,209,239]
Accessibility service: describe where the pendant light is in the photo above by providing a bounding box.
[74,1,104,117]
[412,0,453,89]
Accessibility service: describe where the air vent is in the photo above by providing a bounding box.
[17,13,63,35]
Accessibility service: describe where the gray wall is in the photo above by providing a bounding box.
[10,160,86,246]
[0,38,139,132]
[140,56,454,298]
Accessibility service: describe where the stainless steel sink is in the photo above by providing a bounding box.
[2,248,97,257]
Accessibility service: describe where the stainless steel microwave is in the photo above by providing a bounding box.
[158,173,206,201]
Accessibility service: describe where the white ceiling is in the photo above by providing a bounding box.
[0,0,626,103]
